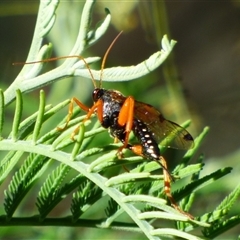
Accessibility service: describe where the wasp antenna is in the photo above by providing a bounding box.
[75,56,97,89]
[13,55,97,89]
[100,31,123,88]
[13,57,65,65]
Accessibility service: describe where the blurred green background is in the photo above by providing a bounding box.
[0,0,240,239]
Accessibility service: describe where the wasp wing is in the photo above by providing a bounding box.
[134,101,194,150]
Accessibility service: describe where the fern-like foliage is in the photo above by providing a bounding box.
[71,179,103,222]
[4,153,50,219]
[0,0,239,239]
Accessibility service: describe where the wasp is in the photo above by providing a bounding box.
[17,31,194,217]
[60,32,194,218]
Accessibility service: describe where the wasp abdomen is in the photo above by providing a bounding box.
[133,119,160,160]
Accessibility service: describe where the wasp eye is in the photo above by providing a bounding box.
[92,88,104,101]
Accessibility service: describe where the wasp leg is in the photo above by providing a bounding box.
[58,97,103,140]
[128,144,173,179]
[128,144,193,218]
[57,97,89,131]
[160,156,194,219]
[70,99,103,140]
[117,96,135,157]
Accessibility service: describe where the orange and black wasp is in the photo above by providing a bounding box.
[61,32,194,218]
[18,32,194,218]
